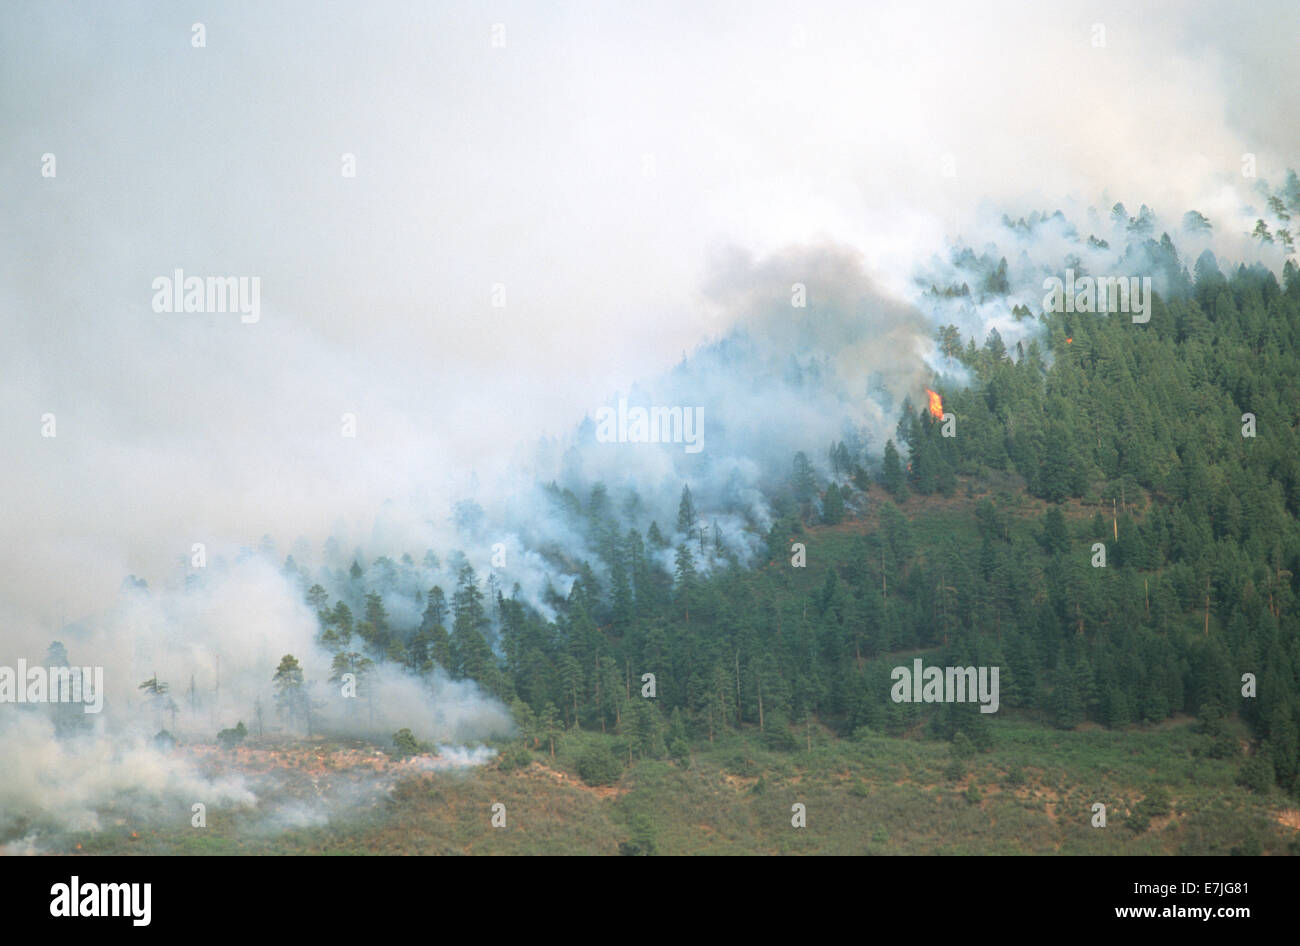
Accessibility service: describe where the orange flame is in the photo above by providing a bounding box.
[925,388,943,419]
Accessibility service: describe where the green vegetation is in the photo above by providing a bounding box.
[217,721,248,750]
[576,744,623,786]
[237,235,1300,853]
[59,721,1298,855]
[390,727,423,759]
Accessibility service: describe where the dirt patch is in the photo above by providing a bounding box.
[522,762,626,799]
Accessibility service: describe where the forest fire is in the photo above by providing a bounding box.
[925,388,943,419]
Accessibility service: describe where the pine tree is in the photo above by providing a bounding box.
[272,655,305,729]
[792,452,816,503]
[822,482,845,525]
[882,440,907,497]
[676,485,697,535]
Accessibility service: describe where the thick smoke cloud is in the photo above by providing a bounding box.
[544,245,934,554]
[4,0,1300,624]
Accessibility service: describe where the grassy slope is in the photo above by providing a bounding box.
[63,719,1296,855]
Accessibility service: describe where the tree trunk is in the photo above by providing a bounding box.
[735,651,742,726]
[1204,575,1211,637]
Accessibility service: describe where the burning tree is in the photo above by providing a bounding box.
[924,388,944,420]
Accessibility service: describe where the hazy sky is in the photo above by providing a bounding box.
[3,0,1299,626]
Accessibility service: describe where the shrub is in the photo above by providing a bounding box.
[577,745,623,786]
[1137,786,1171,819]
[1230,836,1263,857]
[668,739,691,768]
[761,726,799,752]
[391,728,422,759]
[498,745,532,772]
[1237,748,1274,794]
[724,753,759,778]
[216,721,247,750]
[618,812,657,856]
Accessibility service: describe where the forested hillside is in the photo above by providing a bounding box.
[298,248,1300,805]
